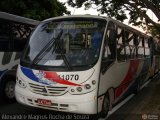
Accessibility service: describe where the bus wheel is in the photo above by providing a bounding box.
[100,94,110,118]
[0,76,16,103]
[4,80,16,101]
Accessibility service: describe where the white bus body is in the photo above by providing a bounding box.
[15,15,160,117]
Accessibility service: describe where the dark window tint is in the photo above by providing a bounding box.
[137,36,144,58]
[106,21,116,60]
[0,20,10,51]
[117,27,126,61]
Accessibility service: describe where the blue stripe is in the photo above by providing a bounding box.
[21,67,49,85]
[21,67,39,82]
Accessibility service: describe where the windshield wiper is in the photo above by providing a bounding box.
[54,39,72,70]
[30,30,72,70]
[30,30,63,66]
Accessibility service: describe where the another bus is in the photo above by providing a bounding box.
[15,15,160,117]
[0,12,39,102]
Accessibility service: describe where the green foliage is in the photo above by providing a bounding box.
[0,0,70,20]
[148,25,160,37]
[67,0,160,37]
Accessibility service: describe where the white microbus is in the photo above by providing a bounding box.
[15,15,159,117]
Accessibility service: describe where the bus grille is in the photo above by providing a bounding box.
[28,83,68,96]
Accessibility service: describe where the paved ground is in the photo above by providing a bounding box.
[107,73,160,120]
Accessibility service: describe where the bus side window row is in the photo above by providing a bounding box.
[116,27,151,62]
[0,20,33,52]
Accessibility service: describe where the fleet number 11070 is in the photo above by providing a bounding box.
[58,74,79,81]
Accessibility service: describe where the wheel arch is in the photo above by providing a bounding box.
[1,69,17,79]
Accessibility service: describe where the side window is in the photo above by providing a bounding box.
[144,38,150,57]
[125,31,134,59]
[101,21,116,74]
[0,20,10,51]
[12,23,33,52]
[117,27,126,61]
[13,38,27,52]
[105,21,116,60]
[137,36,144,58]
[132,34,138,58]
[0,36,10,51]
[0,20,34,52]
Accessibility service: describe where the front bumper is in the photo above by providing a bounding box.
[15,85,97,114]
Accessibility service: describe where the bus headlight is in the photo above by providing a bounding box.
[77,87,82,92]
[71,89,75,92]
[92,80,96,85]
[16,77,26,88]
[69,80,97,95]
[84,84,91,89]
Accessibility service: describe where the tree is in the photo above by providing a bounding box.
[67,0,160,37]
[0,0,70,20]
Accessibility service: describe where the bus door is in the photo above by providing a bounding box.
[101,21,116,74]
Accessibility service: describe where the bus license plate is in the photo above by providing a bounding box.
[37,99,52,106]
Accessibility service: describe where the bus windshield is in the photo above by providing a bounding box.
[22,18,106,69]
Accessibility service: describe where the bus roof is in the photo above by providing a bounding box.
[42,15,150,38]
[42,15,106,22]
[0,12,40,26]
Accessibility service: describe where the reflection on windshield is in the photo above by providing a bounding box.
[23,19,106,69]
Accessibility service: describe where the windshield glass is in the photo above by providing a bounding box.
[22,18,106,69]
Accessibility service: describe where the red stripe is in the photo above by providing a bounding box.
[44,71,81,86]
[115,59,139,98]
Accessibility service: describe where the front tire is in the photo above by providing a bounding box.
[0,76,16,103]
[100,94,110,118]
[4,80,16,101]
